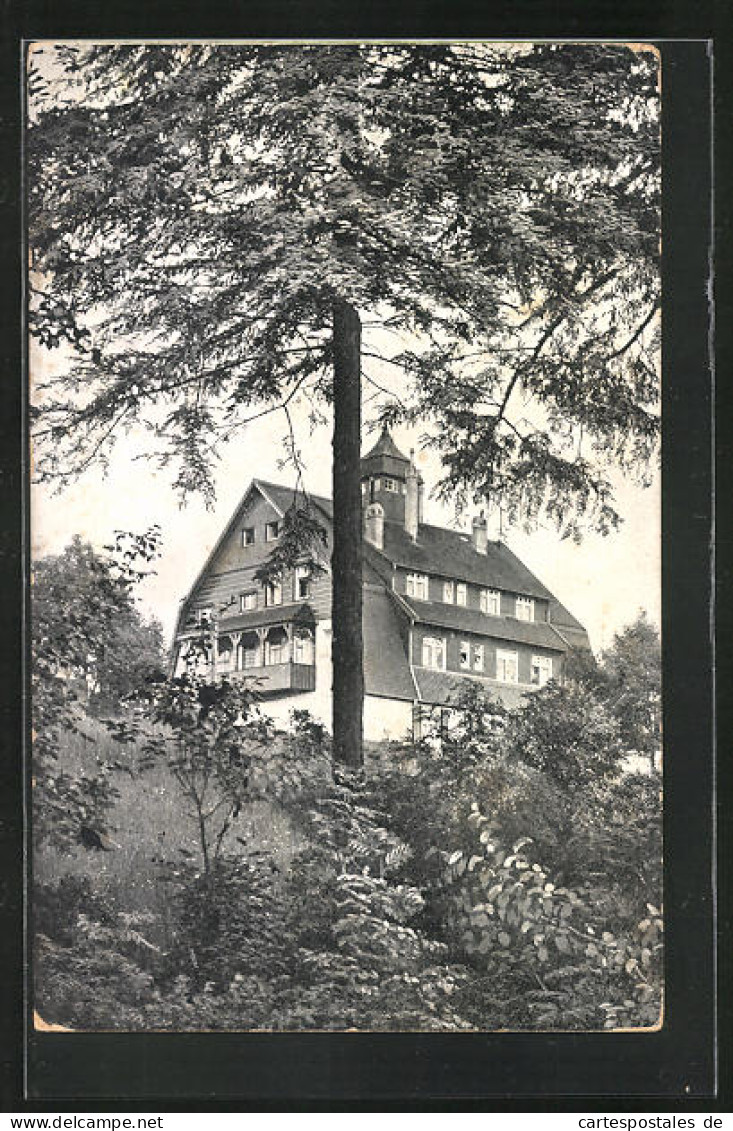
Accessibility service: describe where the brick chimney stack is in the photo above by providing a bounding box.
[364,501,384,550]
[405,451,419,542]
[472,510,488,554]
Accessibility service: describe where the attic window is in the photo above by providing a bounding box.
[481,588,501,616]
[242,527,255,547]
[265,521,281,542]
[406,573,429,600]
[516,596,535,622]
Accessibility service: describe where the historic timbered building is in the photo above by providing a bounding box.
[171,431,590,740]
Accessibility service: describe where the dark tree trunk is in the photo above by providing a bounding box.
[331,297,364,768]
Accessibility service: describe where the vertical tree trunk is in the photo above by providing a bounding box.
[331,296,364,767]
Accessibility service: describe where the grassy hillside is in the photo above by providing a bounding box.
[35,712,307,939]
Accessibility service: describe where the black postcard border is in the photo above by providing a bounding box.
[1,3,723,1109]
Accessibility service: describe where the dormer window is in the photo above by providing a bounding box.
[242,527,255,547]
[456,582,467,607]
[516,596,535,622]
[443,580,454,603]
[265,521,281,542]
[406,573,429,600]
[481,588,501,616]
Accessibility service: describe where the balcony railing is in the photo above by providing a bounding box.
[220,661,315,695]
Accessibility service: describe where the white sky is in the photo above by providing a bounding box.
[30,354,660,657]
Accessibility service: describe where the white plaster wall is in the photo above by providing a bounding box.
[257,627,414,743]
[364,694,414,743]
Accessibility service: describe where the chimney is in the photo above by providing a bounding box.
[364,502,384,550]
[418,474,425,524]
[405,451,419,542]
[472,510,488,554]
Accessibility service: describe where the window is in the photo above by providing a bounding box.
[265,520,280,542]
[473,644,484,672]
[443,580,454,603]
[459,640,470,669]
[480,588,501,616]
[496,649,519,683]
[240,591,257,612]
[361,481,368,496]
[242,527,255,547]
[456,582,467,607]
[516,596,535,622]
[194,606,213,626]
[422,636,446,670]
[294,565,310,600]
[406,573,429,600]
[383,477,399,493]
[531,654,553,686]
[264,579,282,606]
[265,632,288,665]
[242,635,259,668]
[293,630,315,665]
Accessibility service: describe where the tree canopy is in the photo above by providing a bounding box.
[32,531,164,847]
[29,42,659,534]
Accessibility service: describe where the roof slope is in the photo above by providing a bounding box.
[217,602,316,634]
[253,480,333,522]
[412,668,530,710]
[363,587,416,700]
[362,428,410,464]
[375,520,565,604]
[401,597,568,650]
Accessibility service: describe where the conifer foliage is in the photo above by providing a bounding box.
[29,43,660,762]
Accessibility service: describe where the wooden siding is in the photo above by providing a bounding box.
[186,487,332,625]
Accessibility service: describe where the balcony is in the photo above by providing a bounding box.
[224,661,315,695]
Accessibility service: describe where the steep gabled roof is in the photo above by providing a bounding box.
[252,480,333,523]
[373,520,564,604]
[173,479,334,641]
